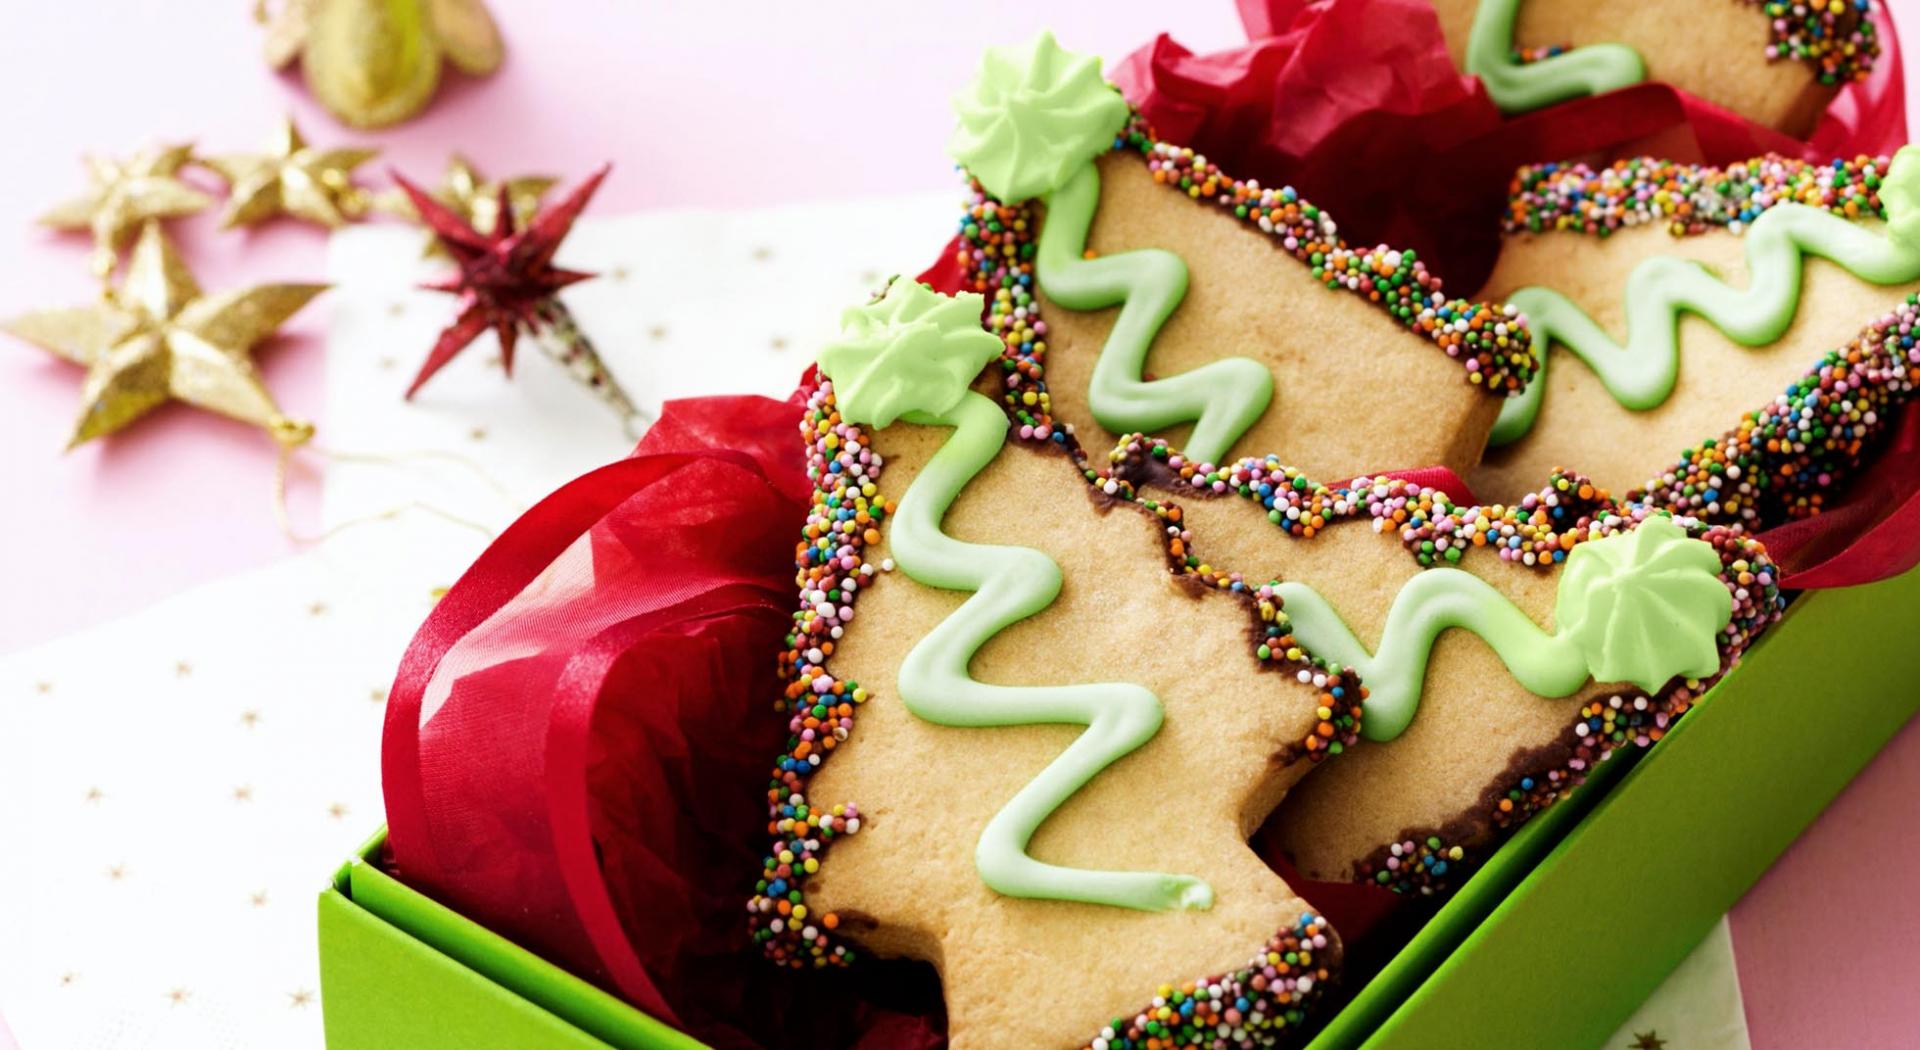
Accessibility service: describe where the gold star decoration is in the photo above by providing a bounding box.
[376,154,555,257]
[240,710,262,728]
[201,118,376,229]
[166,987,192,1006]
[2,221,325,448]
[288,988,315,1008]
[251,890,271,908]
[1629,1032,1668,1050]
[38,144,214,278]
[259,0,503,128]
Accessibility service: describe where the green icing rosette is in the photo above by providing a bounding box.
[817,280,1004,428]
[1555,515,1733,692]
[947,29,1130,203]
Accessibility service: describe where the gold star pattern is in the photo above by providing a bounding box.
[58,972,78,987]
[83,786,105,804]
[166,987,191,1006]
[288,988,315,1008]
[369,686,388,704]
[232,785,254,803]
[468,426,487,442]
[106,864,128,882]
[769,335,788,351]
[239,710,262,729]
[2,221,325,447]
[751,245,773,262]
[376,154,555,256]
[1630,1032,1668,1050]
[35,681,53,695]
[251,890,271,908]
[174,660,193,677]
[201,117,376,228]
[308,600,329,617]
[326,802,350,820]
[38,143,213,277]
[647,325,668,342]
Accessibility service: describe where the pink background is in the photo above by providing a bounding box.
[0,2,1914,1047]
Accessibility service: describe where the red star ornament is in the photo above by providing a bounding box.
[393,163,643,427]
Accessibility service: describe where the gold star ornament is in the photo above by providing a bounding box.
[3,221,325,448]
[202,118,377,229]
[38,144,214,277]
[259,0,504,128]
[375,154,553,257]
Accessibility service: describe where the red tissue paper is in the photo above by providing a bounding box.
[382,393,941,1048]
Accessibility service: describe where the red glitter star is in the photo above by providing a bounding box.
[392,163,610,398]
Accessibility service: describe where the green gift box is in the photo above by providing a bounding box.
[318,563,1920,1049]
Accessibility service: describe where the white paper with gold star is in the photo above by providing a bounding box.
[1606,917,1753,1050]
[0,519,480,1050]
[319,189,958,532]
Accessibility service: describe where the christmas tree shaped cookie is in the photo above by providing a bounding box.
[1471,146,1920,522]
[750,282,1354,1048]
[1425,0,1880,134]
[947,32,1533,484]
[1103,443,1781,887]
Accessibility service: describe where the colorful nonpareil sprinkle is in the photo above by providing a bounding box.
[1099,438,1783,896]
[1742,0,1880,85]
[1510,43,1571,64]
[1080,912,1336,1050]
[749,378,889,969]
[954,113,1533,443]
[1634,293,1920,526]
[1505,154,1890,238]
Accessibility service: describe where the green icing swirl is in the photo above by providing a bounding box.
[1494,185,1920,445]
[1276,516,1731,741]
[1466,0,1645,114]
[817,284,1212,913]
[947,30,1131,204]
[1035,161,1274,466]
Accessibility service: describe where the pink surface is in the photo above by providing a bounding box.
[0,2,1915,1048]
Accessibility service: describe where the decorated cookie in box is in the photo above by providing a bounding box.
[1128,452,1784,889]
[1425,0,1881,133]
[945,32,1532,485]
[1470,147,1920,528]
[757,280,1349,1048]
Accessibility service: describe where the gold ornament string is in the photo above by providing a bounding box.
[268,418,513,546]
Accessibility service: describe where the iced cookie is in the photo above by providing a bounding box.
[1097,442,1781,887]
[1471,148,1920,515]
[749,282,1354,1049]
[947,31,1532,484]
[1426,0,1880,134]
